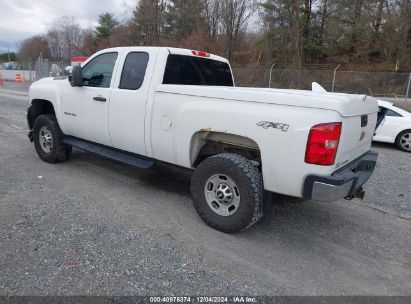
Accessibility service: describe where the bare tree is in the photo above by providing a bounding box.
[17,35,50,68]
[80,27,97,56]
[109,23,136,47]
[203,0,222,41]
[221,0,254,61]
[46,29,65,61]
[318,0,329,55]
[302,0,313,40]
[47,16,83,61]
[290,0,302,67]
[59,16,83,60]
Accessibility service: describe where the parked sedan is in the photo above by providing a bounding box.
[374,100,411,152]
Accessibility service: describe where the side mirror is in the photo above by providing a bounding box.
[69,65,83,87]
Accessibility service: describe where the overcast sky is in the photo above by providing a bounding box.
[0,0,136,53]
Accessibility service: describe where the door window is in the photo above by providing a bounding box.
[119,52,150,90]
[82,52,118,88]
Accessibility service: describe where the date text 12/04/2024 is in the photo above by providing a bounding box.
[149,296,258,303]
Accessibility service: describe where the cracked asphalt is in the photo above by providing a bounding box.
[0,84,410,296]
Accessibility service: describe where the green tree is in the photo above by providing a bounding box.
[0,52,16,63]
[165,0,205,39]
[132,0,169,45]
[95,13,119,41]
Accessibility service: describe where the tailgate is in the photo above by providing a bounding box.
[335,112,377,169]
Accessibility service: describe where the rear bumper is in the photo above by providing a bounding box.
[303,151,378,202]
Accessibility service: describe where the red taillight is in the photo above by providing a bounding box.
[305,122,342,166]
[191,50,210,57]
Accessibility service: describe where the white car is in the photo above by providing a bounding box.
[374,100,411,152]
[27,47,379,232]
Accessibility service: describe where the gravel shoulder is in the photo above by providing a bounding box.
[0,91,410,296]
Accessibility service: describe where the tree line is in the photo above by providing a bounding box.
[14,0,411,70]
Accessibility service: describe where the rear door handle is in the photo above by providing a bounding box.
[93,97,107,102]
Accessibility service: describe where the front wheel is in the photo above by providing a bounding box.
[191,154,263,233]
[395,130,411,152]
[33,114,72,163]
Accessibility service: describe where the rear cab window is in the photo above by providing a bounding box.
[163,54,234,86]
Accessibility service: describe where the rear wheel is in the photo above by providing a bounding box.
[395,130,411,152]
[33,114,72,163]
[191,154,263,233]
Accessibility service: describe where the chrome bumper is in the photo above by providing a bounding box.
[303,151,378,202]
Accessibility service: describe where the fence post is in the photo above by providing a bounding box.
[406,72,411,103]
[332,64,341,92]
[269,63,275,88]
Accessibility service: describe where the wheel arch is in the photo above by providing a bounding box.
[395,128,411,149]
[27,99,55,130]
[396,128,411,138]
[189,131,261,167]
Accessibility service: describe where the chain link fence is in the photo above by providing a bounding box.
[232,66,411,101]
[35,59,67,80]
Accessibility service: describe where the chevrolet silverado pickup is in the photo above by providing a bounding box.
[27,47,379,233]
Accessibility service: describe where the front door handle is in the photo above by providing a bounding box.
[93,97,107,102]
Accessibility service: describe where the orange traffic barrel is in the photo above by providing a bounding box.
[0,74,4,86]
[15,73,21,83]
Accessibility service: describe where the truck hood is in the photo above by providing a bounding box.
[29,77,70,101]
[30,76,68,92]
[156,85,378,117]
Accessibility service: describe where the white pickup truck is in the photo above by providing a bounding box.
[27,47,379,232]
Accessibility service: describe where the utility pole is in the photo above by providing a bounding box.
[7,47,11,62]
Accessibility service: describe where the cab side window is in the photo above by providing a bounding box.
[82,52,118,88]
[119,52,149,90]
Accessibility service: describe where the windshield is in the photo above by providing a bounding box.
[163,54,234,86]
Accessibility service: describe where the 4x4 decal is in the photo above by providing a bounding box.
[257,121,290,132]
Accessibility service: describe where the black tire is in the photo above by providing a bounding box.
[33,114,72,163]
[191,153,263,233]
[395,130,411,153]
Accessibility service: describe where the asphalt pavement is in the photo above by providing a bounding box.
[0,83,410,296]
